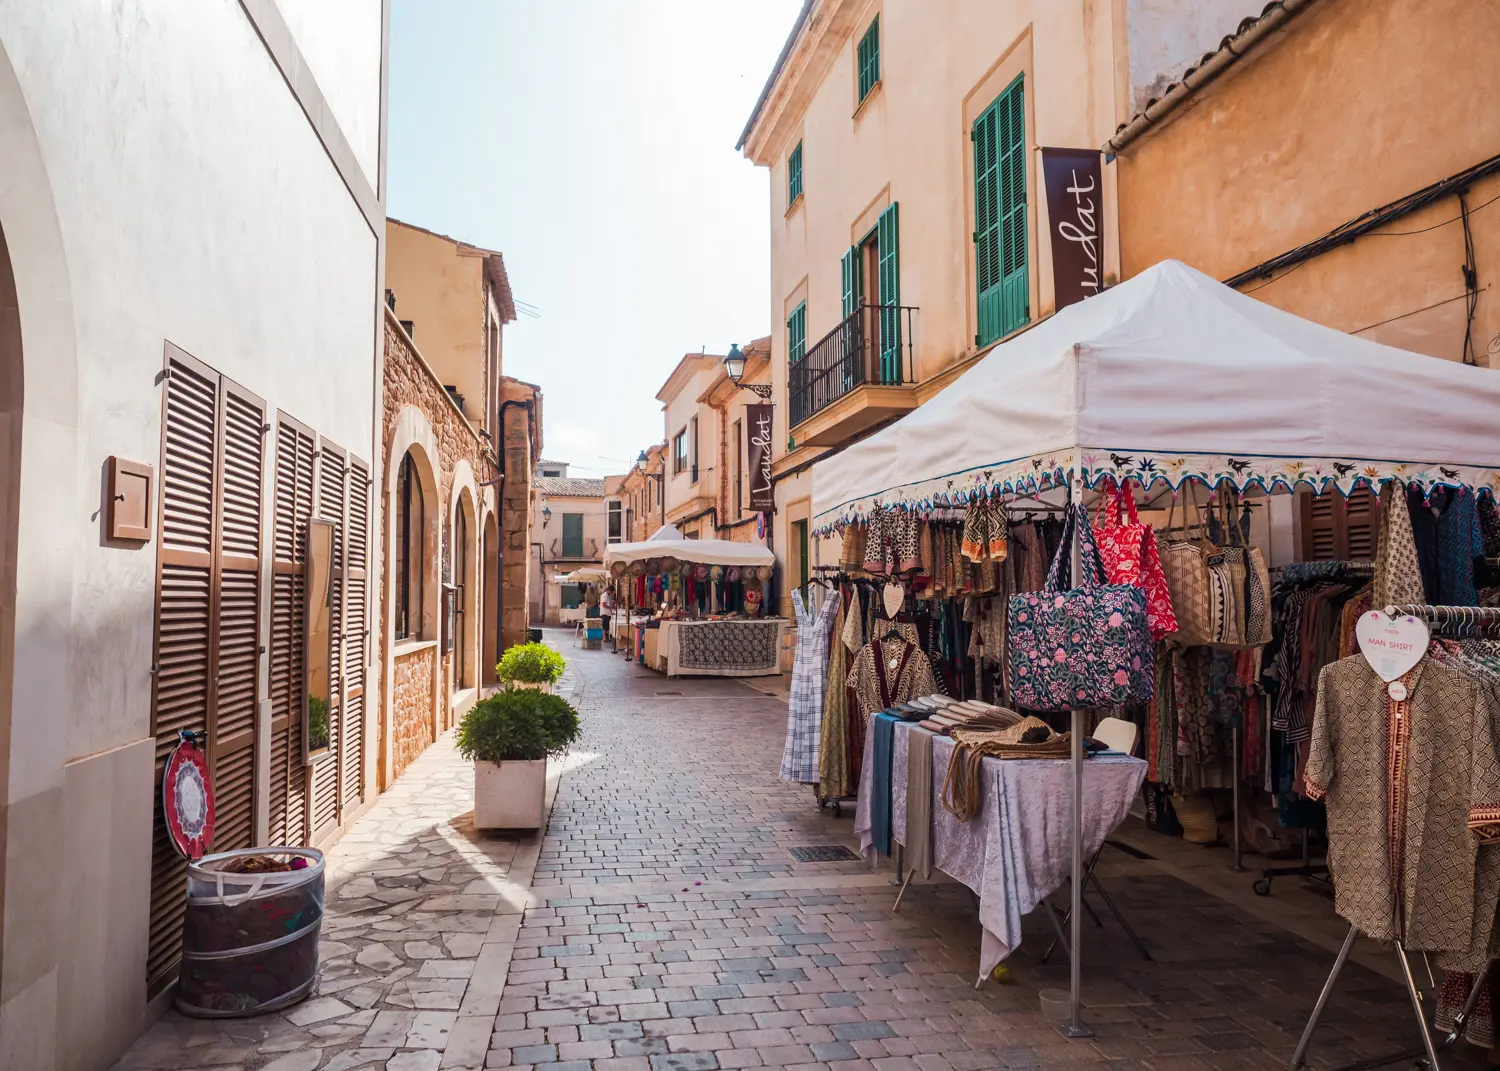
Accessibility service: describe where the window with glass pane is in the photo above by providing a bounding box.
[562,513,584,557]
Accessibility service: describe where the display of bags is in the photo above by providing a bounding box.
[1006,504,1154,710]
[1095,481,1178,641]
[1159,488,1217,646]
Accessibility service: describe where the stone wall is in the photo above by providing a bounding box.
[499,377,538,652]
[391,643,436,781]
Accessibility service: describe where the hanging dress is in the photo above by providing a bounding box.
[780,588,841,783]
[818,594,852,799]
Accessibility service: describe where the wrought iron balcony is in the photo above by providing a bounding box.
[789,304,917,428]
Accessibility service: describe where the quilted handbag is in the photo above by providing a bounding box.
[1006,504,1154,710]
[1095,481,1179,641]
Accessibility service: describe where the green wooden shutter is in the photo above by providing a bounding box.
[787,302,806,363]
[858,17,880,103]
[841,246,858,319]
[562,513,583,557]
[974,74,1028,346]
[788,141,803,204]
[876,202,900,382]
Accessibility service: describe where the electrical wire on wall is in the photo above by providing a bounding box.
[1460,190,1480,365]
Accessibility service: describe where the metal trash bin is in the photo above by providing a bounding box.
[176,847,325,1017]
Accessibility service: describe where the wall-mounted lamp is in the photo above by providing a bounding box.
[723,343,773,400]
[541,504,552,526]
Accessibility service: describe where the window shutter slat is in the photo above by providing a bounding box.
[877,202,900,382]
[341,456,370,815]
[841,246,858,319]
[998,75,1028,335]
[269,416,315,847]
[211,380,265,858]
[312,441,348,841]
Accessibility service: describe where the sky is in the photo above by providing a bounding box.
[387,0,804,479]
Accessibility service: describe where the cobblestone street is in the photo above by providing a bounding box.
[114,636,1485,1071]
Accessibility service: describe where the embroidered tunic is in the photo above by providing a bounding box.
[846,637,938,721]
[1305,655,1500,950]
[780,589,841,783]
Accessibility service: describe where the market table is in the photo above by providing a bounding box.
[855,719,1145,983]
[651,617,785,677]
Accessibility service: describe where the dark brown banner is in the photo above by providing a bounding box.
[747,403,774,513]
[1041,147,1104,311]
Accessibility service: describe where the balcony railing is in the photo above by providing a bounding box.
[789,304,917,428]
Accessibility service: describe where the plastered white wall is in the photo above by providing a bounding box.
[277,0,385,188]
[1124,0,1268,114]
[0,1,381,1066]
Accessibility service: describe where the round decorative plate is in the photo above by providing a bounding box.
[163,732,215,860]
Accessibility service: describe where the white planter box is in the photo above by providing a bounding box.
[474,758,548,830]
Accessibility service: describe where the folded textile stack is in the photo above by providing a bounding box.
[905,695,1024,736]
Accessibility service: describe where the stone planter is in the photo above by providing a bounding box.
[474,758,548,830]
[504,680,553,694]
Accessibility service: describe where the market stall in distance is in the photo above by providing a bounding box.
[796,259,1500,1059]
[603,526,783,677]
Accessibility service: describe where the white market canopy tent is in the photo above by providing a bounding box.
[553,567,610,585]
[811,259,1500,531]
[603,523,774,570]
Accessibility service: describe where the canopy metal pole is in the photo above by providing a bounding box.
[1062,471,1093,1039]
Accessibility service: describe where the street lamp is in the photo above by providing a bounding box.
[723,343,772,399]
[636,449,665,527]
[541,505,551,526]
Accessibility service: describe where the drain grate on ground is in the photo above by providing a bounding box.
[787,844,860,863]
[655,690,683,696]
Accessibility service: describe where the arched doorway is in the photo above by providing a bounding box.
[482,510,500,686]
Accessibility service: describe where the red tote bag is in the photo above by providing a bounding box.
[1096,481,1179,641]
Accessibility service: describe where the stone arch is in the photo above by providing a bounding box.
[449,463,480,694]
[0,35,79,1062]
[381,405,442,787]
[481,505,501,686]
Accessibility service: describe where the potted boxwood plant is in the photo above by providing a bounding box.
[496,641,565,694]
[457,689,580,829]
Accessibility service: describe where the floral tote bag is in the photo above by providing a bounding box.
[1095,481,1179,641]
[1007,504,1155,710]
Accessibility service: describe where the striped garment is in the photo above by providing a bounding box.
[780,588,841,782]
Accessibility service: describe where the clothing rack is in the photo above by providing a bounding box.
[1291,598,1497,1070]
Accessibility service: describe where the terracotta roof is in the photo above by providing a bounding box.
[535,476,605,497]
[1108,0,1318,153]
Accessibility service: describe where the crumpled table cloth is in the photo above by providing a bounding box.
[854,720,1146,983]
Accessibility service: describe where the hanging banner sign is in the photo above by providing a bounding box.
[747,404,775,513]
[1040,147,1104,312]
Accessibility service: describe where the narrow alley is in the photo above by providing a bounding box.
[114,636,1480,1071]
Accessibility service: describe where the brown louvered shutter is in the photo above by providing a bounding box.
[149,348,217,993]
[342,456,371,815]
[147,349,265,995]
[213,379,265,853]
[1298,487,1381,562]
[311,441,347,841]
[269,415,315,845]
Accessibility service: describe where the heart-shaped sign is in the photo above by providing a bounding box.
[883,582,905,620]
[1355,610,1429,682]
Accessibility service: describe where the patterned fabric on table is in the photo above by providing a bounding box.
[1305,655,1500,950]
[677,620,782,672]
[854,723,1146,982]
[780,589,841,783]
[1095,482,1178,641]
[1007,504,1154,711]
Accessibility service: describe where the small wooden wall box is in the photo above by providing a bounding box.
[108,456,153,541]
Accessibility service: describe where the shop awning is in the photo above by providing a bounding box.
[604,537,774,569]
[811,259,1500,530]
[554,567,610,584]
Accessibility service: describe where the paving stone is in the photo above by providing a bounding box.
[386,1053,443,1071]
[260,1052,324,1071]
